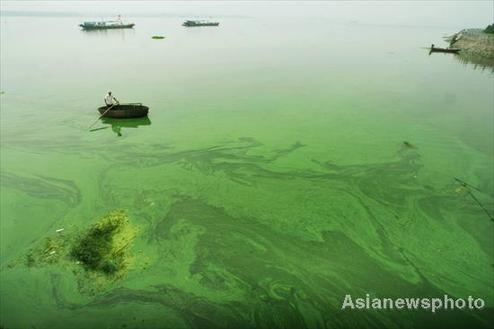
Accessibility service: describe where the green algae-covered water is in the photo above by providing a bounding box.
[1,2,494,329]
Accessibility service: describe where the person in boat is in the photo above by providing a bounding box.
[104,91,119,107]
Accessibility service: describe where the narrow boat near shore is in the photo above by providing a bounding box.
[80,16,135,30]
[98,104,149,118]
[183,20,219,27]
[429,44,461,54]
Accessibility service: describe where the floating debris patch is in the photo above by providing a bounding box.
[402,141,417,149]
[70,210,136,276]
[25,234,71,267]
[8,209,137,289]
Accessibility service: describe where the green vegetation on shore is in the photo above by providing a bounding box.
[484,24,494,34]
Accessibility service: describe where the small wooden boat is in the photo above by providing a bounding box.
[98,104,149,118]
[429,45,461,54]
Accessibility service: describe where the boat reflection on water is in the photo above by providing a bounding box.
[100,117,152,136]
[80,26,135,41]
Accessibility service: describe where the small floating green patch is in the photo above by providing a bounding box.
[402,141,417,149]
[70,210,134,276]
[151,35,165,39]
[10,209,136,282]
[24,234,69,267]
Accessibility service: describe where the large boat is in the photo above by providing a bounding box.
[80,16,135,30]
[182,20,219,27]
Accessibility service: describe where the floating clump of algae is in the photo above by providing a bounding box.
[24,235,69,267]
[70,210,135,277]
[11,210,136,286]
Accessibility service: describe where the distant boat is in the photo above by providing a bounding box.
[429,44,461,54]
[98,104,149,118]
[182,20,219,27]
[80,16,135,30]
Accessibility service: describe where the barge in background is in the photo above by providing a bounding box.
[80,16,135,30]
[183,20,219,27]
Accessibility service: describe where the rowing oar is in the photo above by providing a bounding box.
[454,177,482,193]
[454,177,494,222]
[89,126,110,132]
[88,103,117,130]
[466,190,494,222]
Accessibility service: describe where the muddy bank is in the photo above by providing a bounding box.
[447,28,494,68]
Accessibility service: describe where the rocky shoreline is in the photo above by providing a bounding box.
[446,28,494,68]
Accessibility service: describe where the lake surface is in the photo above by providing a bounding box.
[1,2,493,329]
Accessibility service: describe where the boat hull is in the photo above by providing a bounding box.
[80,23,135,30]
[183,22,219,27]
[98,104,149,118]
[430,47,461,54]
